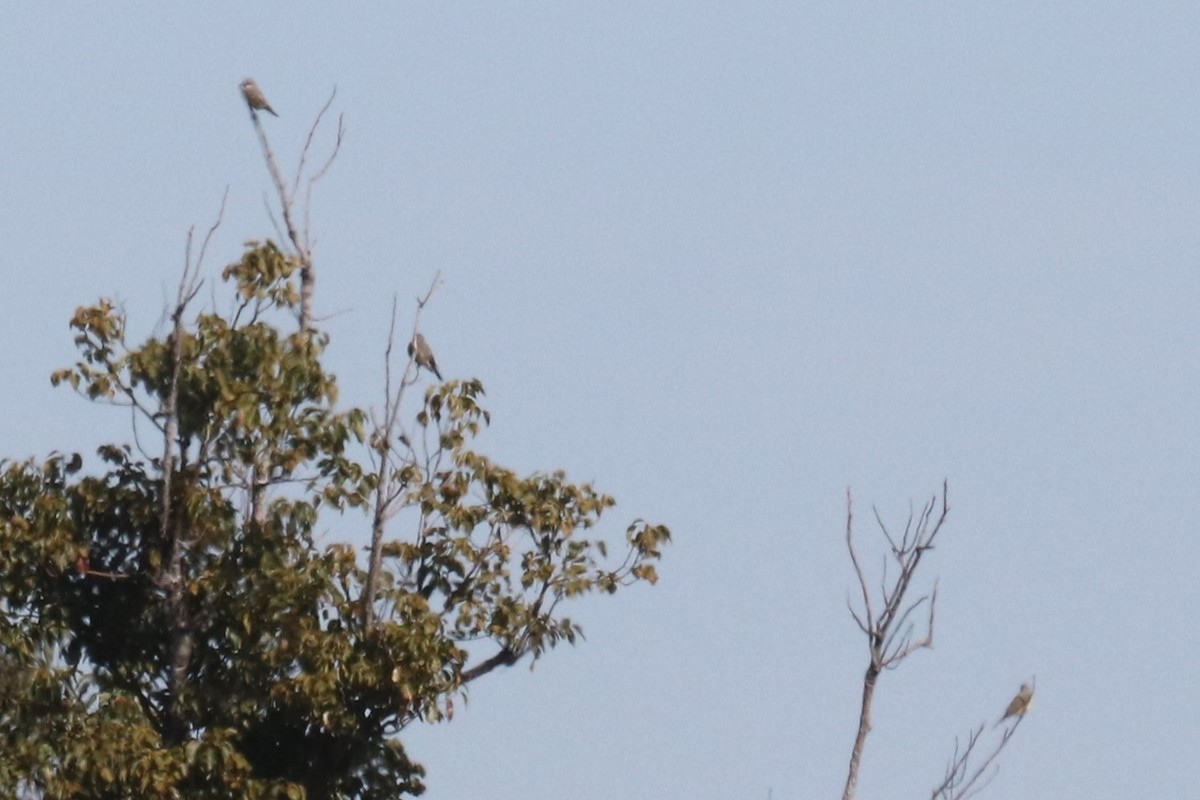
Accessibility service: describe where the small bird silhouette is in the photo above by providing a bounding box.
[239,78,278,116]
[995,683,1033,727]
[408,332,443,381]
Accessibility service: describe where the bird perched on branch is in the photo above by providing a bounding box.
[408,332,443,381]
[239,78,278,117]
[995,683,1033,726]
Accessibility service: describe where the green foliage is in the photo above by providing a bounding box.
[0,244,669,799]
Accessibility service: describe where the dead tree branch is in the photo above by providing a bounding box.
[841,482,949,800]
[930,711,1026,800]
[247,85,342,331]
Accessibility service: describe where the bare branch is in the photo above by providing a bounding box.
[843,481,1028,799]
[310,111,345,185]
[291,87,339,200]
[192,187,229,279]
[300,95,344,257]
[841,483,949,800]
[159,195,224,745]
[246,86,341,332]
[873,505,901,554]
[362,274,442,631]
[845,597,870,636]
[845,490,874,635]
[930,713,1025,800]
[363,298,403,632]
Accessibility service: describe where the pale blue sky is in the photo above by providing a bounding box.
[3,4,1199,798]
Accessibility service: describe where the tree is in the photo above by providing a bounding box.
[0,90,669,800]
[839,484,1031,800]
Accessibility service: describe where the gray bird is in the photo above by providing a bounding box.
[995,683,1033,727]
[408,332,443,381]
[239,78,278,116]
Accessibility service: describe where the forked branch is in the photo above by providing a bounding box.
[930,713,1025,800]
[247,86,343,331]
[841,482,950,800]
[362,274,441,631]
